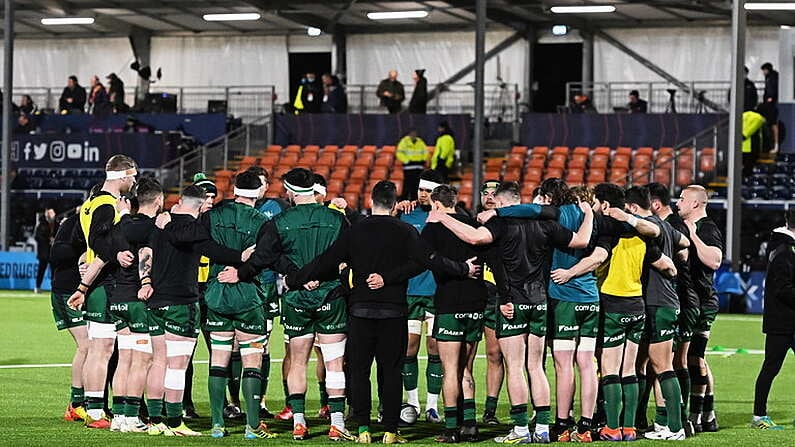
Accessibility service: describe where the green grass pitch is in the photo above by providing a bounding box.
[1,290,794,446]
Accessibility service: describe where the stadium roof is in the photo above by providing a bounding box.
[2,0,793,38]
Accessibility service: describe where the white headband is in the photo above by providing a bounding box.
[106,168,137,180]
[314,183,327,195]
[419,179,442,191]
[284,180,315,196]
[234,187,260,198]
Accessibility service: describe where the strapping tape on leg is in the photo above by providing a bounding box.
[578,337,597,352]
[88,322,117,340]
[688,334,708,359]
[319,339,347,362]
[117,333,135,350]
[408,320,422,335]
[165,339,195,357]
[210,334,234,352]
[164,368,186,390]
[425,315,435,332]
[553,339,576,352]
[131,333,153,353]
[290,333,315,341]
[240,336,266,356]
[326,371,346,390]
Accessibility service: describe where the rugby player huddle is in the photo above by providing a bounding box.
[50,154,723,443]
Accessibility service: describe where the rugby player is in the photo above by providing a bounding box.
[430,181,593,444]
[217,168,354,441]
[677,185,723,432]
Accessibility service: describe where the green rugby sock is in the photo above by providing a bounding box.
[510,404,529,427]
[660,371,683,431]
[427,355,443,395]
[622,376,639,428]
[485,395,498,413]
[146,398,164,423]
[165,401,183,428]
[319,381,329,407]
[71,386,85,407]
[260,353,270,402]
[242,368,263,428]
[445,406,458,429]
[208,366,228,426]
[602,375,622,429]
[463,399,476,425]
[125,396,141,418]
[402,356,418,391]
[111,396,125,417]
[228,352,242,405]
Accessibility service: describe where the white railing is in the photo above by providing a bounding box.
[566,81,766,114]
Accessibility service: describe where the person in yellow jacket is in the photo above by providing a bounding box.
[397,129,428,200]
[742,109,766,177]
[432,121,456,182]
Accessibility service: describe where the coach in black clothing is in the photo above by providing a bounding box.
[752,209,795,427]
[287,181,477,440]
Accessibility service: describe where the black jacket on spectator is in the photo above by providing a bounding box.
[763,228,795,334]
[629,99,648,114]
[409,76,428,114]
[745,78,759,111]
[301,79,323,113]
[34,215,57,260]
[376,79,405,114]
[322,82,348,113]
[59,85,86,113]
[764,69,779,103]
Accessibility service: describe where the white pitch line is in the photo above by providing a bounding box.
[0,349,769,370]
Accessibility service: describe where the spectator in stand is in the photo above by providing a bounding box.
[106,73,128,113]
[742,107,767,177]
[409,69,428,114]
[432,122,456,182]
[18,95,37,115]
[87,75,110,117]
[397,129,428,200]
[376,70,405,114]
[761,63,779,104]
[757,101,780,154]
[321,73,348,113]
[58,75,86,114]
[570,94,597,113]
[15,113,36,134]
[296,72,323,114]
[628,90,648,114]
[34,208,57,294]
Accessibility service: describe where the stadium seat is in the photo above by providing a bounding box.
[362,145,377,153]
[304,145,320,153]
[381,145,396,153]
[503,169,521,182]
[511,146,528,155]
[331,167,350,180]
[568,157,586,170]
[345,181,364,193]
[507,154,525,168]
[587,169,606,184]
[548,157,566,170]
[350,167,369,181]
[616,147,632,157]
[612,155,630,170]
[528,157,545,169]
[355,153,375,167]
[280,153,299,166]
[323,145,339,153]
[637,147,654,156]
[532,146,549,157]
[266,145,282,153]
[317,153,336,166]
[486,158,504,170]
[631,169,650,186]
[327,179,344,195]
[343,193,360,209]
[286,145,301,153]
[459,183,474,196]
[552,146,569,156]
[593,147,611,156]
[653,168,671,186]
[525,167,543,183]
[391,168,405,180]
[676,169,694,186]
[573,146,590,156]
[566,168,585,185]
[545,168,564,179]
[590,155,609,169]
[336,153,356,167]
[610,169,629,185]
[371,167,389,181]
[314,166,331,181]
[633,154,652,169]
[343,145,358,153]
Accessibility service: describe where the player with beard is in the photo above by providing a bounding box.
[475,180,506,425]
[396,169,446,423]
[68,155,138,428]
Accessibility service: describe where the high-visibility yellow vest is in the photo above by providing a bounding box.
[79,192,120,263]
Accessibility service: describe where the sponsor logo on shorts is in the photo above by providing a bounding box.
[438,327,464,336]
[454,313,484,319]
[558,324,579,332]
[283,323,304,332]
[241,323,263,332]
[323,322,346,331]
[574,304,599,312]
[70,317,83,323]
[604,334,623,343]
[619,315,644,324]
[502,323,527,331]
[317,303,332,312]
[110,303,128,311]
[660,329,676,337]
[206,320,224,327]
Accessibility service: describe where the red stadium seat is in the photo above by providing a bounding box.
[637,147,654,156]
[653,168,671,185]
[327,179,344,194]
[545,167,564,179]
[381,145,396,153]
[345,181,364,193]
[566,168,585,184]
[355,153,375,167]
[343,193,360,209]
[503,169,521,182]
[342,145,358,153]
[286,145,301,153]
[631,169,650,186]
[553,146,569,156]
[512,146,529,155]
[573,146,590,156]
[593,147,611,156]
[266,145,282,154]
[330,167,350,180]
[525,167,543,183]
[587,169,606,184]
[507,154,525,168]
[350,167,369,181]
[612,155,630,170]
[532,146,549,156]
[676,169,694,186]
[486,158,504,170]
[304,145,320,153]
[323,145,339,153]
[633,154,652,169]
[548,157,566,170]
[362,145,377,154]
[371,167,389,180]
[568,157,586,170]
[528,157,546,169]
[391,168,405,180]
[590,155,609,169]
[616,147,632,157]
